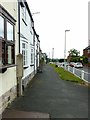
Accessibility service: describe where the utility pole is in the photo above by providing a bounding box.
[48,52,50,62]
[52,48,54,62]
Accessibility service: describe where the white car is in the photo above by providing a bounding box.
[59,62,69,67]
[74,62,83,68]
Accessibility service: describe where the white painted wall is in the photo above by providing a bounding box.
[34,35,37,72]
[0,67,17,97]
[37,41,40,67]
[20,4,34,79]
[0,1,18,97]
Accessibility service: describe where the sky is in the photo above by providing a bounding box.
[27,0,89,59]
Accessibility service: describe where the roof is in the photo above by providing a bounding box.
[84,45,90,50]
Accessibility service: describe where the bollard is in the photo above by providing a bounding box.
[73,67,75,74]
[68,66,70,71]
[81,70,84,80]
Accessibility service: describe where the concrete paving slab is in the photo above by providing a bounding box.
[2,109,50,118]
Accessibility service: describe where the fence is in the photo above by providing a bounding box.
[56,63,90,83]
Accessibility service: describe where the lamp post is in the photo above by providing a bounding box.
[64,30,70,68]
[32,12,40,16]
[52,48,54,62]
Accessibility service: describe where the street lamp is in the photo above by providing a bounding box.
[32,12,40,16]
[64,30,70,68]
[52,48,54,62]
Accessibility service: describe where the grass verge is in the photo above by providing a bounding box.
[50,63,85,84]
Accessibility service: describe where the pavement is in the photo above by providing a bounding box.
[2,109,49,119]
[2,64,88,119]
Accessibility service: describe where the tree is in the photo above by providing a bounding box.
[59,59,64,63]
[81,56,88,64]
[68,48,80,57]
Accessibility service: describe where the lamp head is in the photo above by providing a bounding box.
[65,30,70,32]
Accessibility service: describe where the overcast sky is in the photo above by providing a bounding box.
[27,0,89,59]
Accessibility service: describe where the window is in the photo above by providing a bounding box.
[0,41,2,66]
[7,21,13,41]
[22,7,26,20]
[0,16,4,38]
[31,53,33,64]
[88,49,90,54]
[7,45,14,64]
[0,5,15,67]
[21,5,27,25]
[31,48,34,64]
[22,43,28,66]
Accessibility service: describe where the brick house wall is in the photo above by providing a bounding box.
[83,49,90,58]
[83,45,90,66]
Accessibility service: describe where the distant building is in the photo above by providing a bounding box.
[83,45,90,63]
[41,53,47,63]
[33,29,40,74]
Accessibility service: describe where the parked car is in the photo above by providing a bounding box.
[69,62,75,67]
[74,62,83,68]
[60,62,69,66]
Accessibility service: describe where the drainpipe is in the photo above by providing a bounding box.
[33,30,35,75]
[18,0,20,53]
[17,1,23,96]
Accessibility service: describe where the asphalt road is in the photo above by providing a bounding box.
[7,64,88,118]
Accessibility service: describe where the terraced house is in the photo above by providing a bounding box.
[0,0,40,114]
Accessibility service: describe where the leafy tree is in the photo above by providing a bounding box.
[68,48,80,57]
[59,59,64,62]
[70,57,79,62]
[81,56,88,64]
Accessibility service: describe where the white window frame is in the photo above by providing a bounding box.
[22,42,28,67]
[88,49,90,54]
[0,15,4,38]
[22,6,26,21]
[31,47,34,65]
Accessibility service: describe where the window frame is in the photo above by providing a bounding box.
[0,15,4,38]
[30,47,34,65]
[88,49,90,54]
[7,20,14,41]
[0,5,16,71]
[22,42,28,69]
